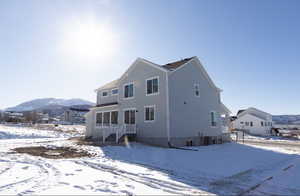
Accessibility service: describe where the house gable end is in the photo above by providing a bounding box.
[169,57,222,92]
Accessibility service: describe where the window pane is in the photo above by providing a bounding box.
[112,89,118,95]
[103,112,110,125]
[124,85,129,98]
[147,80,152,94]
[150,107,155,120]
[111,111,118,124]
[130,110,135,124]
[145,108,149,121]
[124,111,129,124]
[96,113,102,126]
[153,79,158,93]
[211,112,217,126]
[129,84,133,97]
[102,91,108,96]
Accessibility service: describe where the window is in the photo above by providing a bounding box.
[250,122,253,127]
[102,91,108,97]
[261,121,264,126]
[111,111,118,124]
[240,121,244,124]
[210,111,217,127]
[111,88,118,95]
[145,106,155,122]
[146,77,159,95]
[124,83,134,98]
[96,113,102,127]
[194,84,200,97]
[265,122,267,126]
[245,122,249,126]
[124,109,135,124]
[103,112,110,125]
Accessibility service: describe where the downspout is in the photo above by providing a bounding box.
[165,71,171,146]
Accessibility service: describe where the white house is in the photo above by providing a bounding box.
[231,107,273,135]
[85,57,231,147]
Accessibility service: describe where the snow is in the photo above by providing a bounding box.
[0,124,300,195]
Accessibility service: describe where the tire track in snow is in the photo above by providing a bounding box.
[0,154,62,195]
[74,160,206,195]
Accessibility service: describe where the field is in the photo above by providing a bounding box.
[0,124,299,195]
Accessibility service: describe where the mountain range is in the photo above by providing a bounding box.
[272,115,300,125]
[5,98,94,112]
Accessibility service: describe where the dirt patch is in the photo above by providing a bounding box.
[71,136,127,147]
[13,146,93,159]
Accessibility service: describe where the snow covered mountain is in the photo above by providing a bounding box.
[272,115,300,125]
[6,98,94,112]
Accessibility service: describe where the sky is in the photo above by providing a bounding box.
[0,0,299,115]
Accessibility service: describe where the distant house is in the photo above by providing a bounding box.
[64,107,90,124]
[85,57,231,147]
[231,107,273,135]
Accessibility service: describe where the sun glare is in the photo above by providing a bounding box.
[62,21,118,60]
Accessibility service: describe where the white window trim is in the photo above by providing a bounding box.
[95,110,118,128]
[144,105,155,122]
[123,108,136,125]
[210,111,218,128]
[145,76,159,96]
[111,88,119,96]
[194,83,200,97]
[123,82,135,100]
[101,91,109,97]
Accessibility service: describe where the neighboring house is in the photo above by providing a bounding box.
[64,108,90,124]
[85,57,231,147]
[231,107,273,135]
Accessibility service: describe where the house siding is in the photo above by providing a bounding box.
[97,88,118,105]
[168,60,223,142]
[232,113,272,135]
[118,61,168,143]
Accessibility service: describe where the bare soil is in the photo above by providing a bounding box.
[13,146,93,159]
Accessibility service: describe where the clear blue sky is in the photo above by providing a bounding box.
[0,0,299,115]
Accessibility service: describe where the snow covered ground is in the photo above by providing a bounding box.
[0,124,300,195]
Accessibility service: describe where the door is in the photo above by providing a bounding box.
[124,109,136,133]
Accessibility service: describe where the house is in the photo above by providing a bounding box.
[64,107,90,124]
[85,57,231,147]
[231,107,273,135]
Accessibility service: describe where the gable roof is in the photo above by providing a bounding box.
[95,79,119,92]
[237,107,271,120]
[162,57,194,71]
[237,110,245,116]
[95,56,221,92]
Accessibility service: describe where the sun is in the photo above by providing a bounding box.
[62,21,118,60]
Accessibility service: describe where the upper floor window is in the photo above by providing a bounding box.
[111,88,118,95]
[261,121,264,126]
[124,83,134,98]
[194,84,200,97]
[102,91,108,97]
[245,122,249,126]
[250,122,253,127]
[146,77,159,95]
[210,111,217,127]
